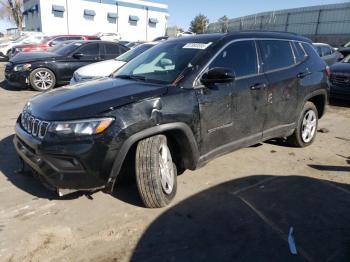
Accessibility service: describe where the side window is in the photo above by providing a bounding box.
[321,46,332,56]
[293,41,307,63]
[67,36,84,41]
[209,40,258,78]
[260,40,295,71]
[105,43,121,56]
[78,43,99,56]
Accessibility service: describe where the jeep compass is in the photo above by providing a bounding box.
[14,32,329,208]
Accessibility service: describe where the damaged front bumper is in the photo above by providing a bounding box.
[13,121,117,195]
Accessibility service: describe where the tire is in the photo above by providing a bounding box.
[135,135,177,208]
[29,68,56,92]
[287,101,318,147]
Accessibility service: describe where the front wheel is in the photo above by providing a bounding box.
[287,101,318,147]
[135,135,177,208]
[29,68,56,92]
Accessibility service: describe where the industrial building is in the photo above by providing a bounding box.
[207,2,350,45]
[22,0,169,41]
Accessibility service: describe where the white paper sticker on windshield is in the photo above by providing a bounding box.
[183,42,212,50]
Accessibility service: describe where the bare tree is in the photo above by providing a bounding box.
[0,0,23,31]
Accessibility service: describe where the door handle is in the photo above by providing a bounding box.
[297,71,312,79]
[250,83,267,90]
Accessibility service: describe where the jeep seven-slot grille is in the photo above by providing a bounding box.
[21,112,50,138]
[330,73,350,88]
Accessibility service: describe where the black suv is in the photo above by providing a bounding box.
[13,32,329,208]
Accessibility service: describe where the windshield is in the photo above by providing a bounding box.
[114,41,211,84]
[22,36,43,44]
[342,54,350,63]
[53,42,82,56]
[40,36,50,44]
[116,44,154,62]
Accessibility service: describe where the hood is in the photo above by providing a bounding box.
[27,77,168,120]
[76,59,126,77]
[10,51,60,63]
[0,41,11,47]
[330,62,350,74]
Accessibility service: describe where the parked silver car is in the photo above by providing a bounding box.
[313,43,343,66]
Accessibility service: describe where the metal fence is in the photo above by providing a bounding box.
[206,2,350,45]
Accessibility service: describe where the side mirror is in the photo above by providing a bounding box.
[73,53,84,59]
[201,67,235,85]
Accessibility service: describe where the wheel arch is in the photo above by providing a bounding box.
[30,63,58,79]
[304,89,328,119]
[107,122,200,189]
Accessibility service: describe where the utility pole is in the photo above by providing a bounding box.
[66,0,70,34]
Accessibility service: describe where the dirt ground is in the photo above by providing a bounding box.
[0,61,349,262]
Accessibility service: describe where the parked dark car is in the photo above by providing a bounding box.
[313,43,343,66]
[5,40,129,91]
[338,41,350,57]
[13,32,329,208]
[329,54,350,100]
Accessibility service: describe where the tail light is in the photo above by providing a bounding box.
[325,66,331,77]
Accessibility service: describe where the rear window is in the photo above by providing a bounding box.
[105,43,121,56]
[260,40,295,71]
[321,46,332,56]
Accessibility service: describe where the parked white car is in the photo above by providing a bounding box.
[70,42,157,84]
[177,31,195,37]
[0,33,46,59]
[96,32,122,42]
[313,42,344,66]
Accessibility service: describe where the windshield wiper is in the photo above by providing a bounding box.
[116,75,147,81]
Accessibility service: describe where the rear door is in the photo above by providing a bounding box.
[102,43,128,60]
[60,42,101,81]
[258,39,302,139]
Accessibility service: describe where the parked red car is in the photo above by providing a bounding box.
[10,35,100,57]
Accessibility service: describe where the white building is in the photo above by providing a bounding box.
[23,0,169,41]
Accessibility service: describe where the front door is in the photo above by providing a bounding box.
[197,40,266,156]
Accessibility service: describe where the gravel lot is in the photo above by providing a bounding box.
[0,61,349,262]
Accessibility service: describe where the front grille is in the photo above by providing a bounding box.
[5,62,13,73]
[21,112,50,139]
[330,73,350,88]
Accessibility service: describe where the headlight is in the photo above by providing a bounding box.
[48,117,114,136]
[13,64,31,71]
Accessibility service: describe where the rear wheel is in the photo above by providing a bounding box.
[29,68,56,92]
[135,135,177,208]
[287,102,318,147]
